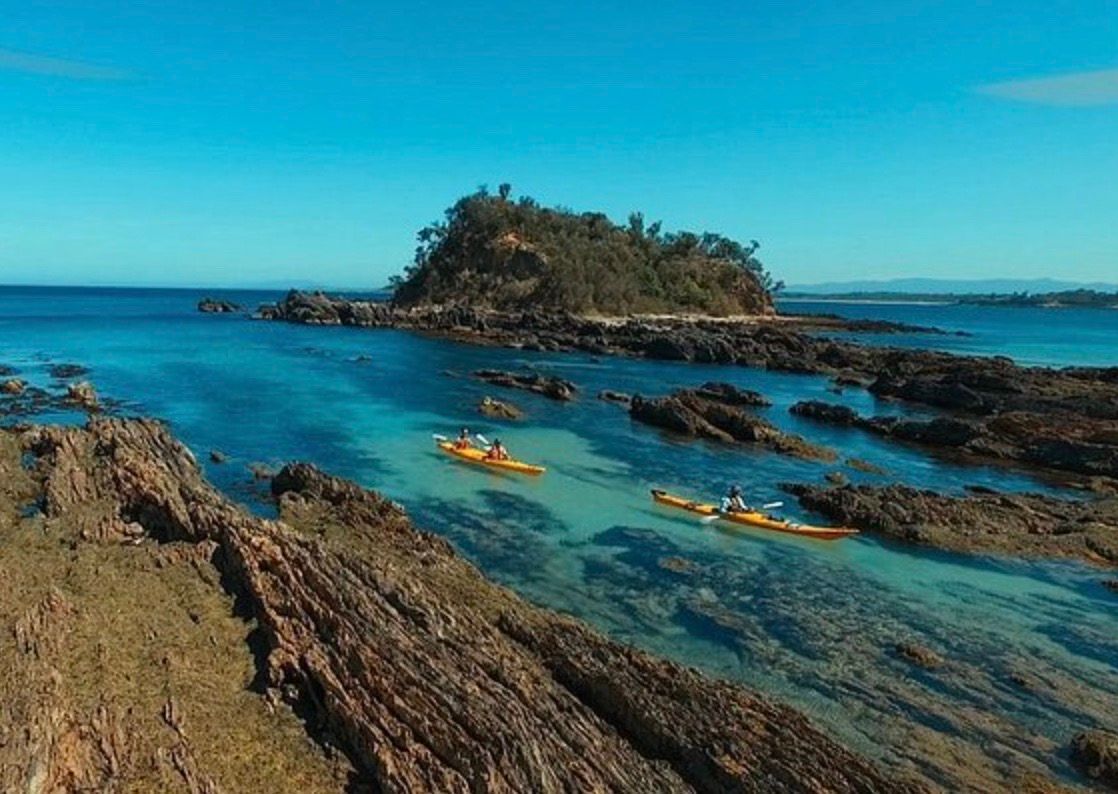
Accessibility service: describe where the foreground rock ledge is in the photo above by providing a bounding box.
[5,417,909,793]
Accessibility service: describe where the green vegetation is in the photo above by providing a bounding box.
[392,185,777,315]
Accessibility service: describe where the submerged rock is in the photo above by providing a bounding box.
[895,641,945,669]
[1,378,25,395]
[3,417,906,792]
[48,363,89,379]
[1070,729,1118,788]
[209,449,228,464]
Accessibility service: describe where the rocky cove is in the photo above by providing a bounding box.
[3,287,1118,792]
[0,416,905,792]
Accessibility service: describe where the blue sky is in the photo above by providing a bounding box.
[1,1,1115,288]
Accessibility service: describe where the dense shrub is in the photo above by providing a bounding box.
[392,186,777,316]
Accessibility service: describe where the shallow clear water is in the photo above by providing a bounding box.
[3,286,1116,787]
[780,298,1118,367]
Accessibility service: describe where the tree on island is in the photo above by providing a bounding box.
[391,185,778,316]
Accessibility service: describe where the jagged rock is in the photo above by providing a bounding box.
[7,418,906,793]
[895,641,944,669]
[209,450,228,464]
[791,400,859,425]
[65,381,99,410]
[1,378,26,395]
[197,297,241,313]
[690,381,771,407]
[477,395,523,420]
[1103,579,1118,594]
[1070,730,1118,788]
[473,369,577,401]
[783,482,1118,565]
[847,457,888,475]
[631,388,835,461]
[826,471,849,485]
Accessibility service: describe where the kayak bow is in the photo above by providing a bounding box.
[651,489,858,540]
[436,440,546,476]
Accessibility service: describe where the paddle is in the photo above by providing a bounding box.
[700,501,784,525]
[475,433,492,449]
[432,433,448,442]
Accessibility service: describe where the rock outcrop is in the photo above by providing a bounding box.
[474,369,577,401]
[477,395,523,419]
[1070,730,1118,788]
[0,417,906,793]
[1,378,25,395]
[791,399,1118,482]
[783,482,1118,565]
[255,291,1118,483]
[631,385,834,461]
[197,297,241,313]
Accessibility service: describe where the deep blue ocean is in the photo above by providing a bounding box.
[2,285,1116,787]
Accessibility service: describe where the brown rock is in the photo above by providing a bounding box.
[1070,729,1118,788]
[1,378,25,395]
[477,395,523,420]
[65,381,99,410]
[474,369,577,401]
[11,417,905,792]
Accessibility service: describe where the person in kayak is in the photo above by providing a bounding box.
[454,427,472,450]
[720,485,752,514]
[486,438,510,461]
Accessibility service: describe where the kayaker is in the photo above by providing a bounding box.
[454,427,472,450]
[486,438,510,461]
[720,485,751,514]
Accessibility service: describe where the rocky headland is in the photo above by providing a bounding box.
[0,416,908,792]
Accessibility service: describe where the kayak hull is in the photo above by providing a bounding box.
[651,489,858,540]
[437,441,545,476]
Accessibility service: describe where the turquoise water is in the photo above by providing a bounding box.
[780,298,1118,367]
[3,286,1117,787]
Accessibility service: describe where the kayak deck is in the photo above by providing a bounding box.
[651,489,858,540]
[437,441,545,476]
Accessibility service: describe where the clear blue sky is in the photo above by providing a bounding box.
[1,1,1116,288]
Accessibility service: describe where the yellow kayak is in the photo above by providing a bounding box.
[651,489,858,540]
[437,441,546,476]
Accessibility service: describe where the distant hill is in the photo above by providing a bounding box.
[391,185,776,316]
[785,278,1118,296]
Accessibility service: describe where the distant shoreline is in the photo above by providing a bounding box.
[781,290,1118,310]
[779,297,954,307]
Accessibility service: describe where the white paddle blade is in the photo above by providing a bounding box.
[762,501,784,510]
[700,514,721,525]
[432,434,448,442]
[475,434,490,447]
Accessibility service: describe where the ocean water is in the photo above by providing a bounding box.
[2,286,1116,788]
[780,298,1118,367]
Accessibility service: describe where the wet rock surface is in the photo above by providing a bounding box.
[631,386,835,461]
[473,369,577,401]
[1070,730,1118,788]
[784,482,1118,565]
[792,399,1118,482]
[477,395,523,419]
[0,417,905,792]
